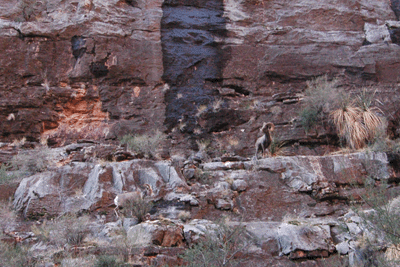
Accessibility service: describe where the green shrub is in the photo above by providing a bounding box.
[0,163,15,184]
[300,76,386,149]
[120,130,166,159]
[299,75,342,132]
[348,176,400,266]
[269,136,288,156]
[300,106,321,132]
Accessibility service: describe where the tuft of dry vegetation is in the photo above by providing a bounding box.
[11,143,52,176]
[269,137,288,156]
[0,163,15,184]
[331,88,384,150]
[181,218,250,267]
[121,197,153,223]
[120,130,166,159]
[31,214,91,247]
[300,76,385,149]
[300,75,343,132]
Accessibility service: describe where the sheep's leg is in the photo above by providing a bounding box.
[255,146,259,159]
[114,206,119,218]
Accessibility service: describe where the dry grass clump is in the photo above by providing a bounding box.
[11,143,52,176]
[31,214,91,247]
[269,137,288,156]
[120,130,166,159]
[331,88,384,149]
[300,76,385,149]
[0,163,15,184]
[121,196,153,223]
[196,139,211,152]
[181,218,249,267]
[300,75,343,132]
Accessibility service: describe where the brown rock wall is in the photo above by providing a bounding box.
[1,0,400,156]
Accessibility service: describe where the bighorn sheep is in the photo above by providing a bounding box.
[255,122,275,159]
[114,184,153,218]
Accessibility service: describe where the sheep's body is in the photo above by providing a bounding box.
[255,122,275,159]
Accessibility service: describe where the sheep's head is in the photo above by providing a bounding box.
[261,122,275,133]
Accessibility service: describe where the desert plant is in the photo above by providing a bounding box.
[178,211,191,222]
[299,75,343,132]
[196,139,211,152]
[193,168,212,185]
[330,88,384,150]
[11,144,51,175]
[357,180,400,246]
[357,88,384,142]
[31,214,90,247]
[121,197,153,222]
[299,106,321,132]
[0,242,36,267]
[212,99,223,111]
[94,255,123,267]
[114,223,152,263]
[331,105,367,149]
[269,137,288,156]
[120,130,166,159]
[196,105,208,117]
[347,177,400,266]
[0,163,15,184]
[60,255,97,267]
[181,219,249,267]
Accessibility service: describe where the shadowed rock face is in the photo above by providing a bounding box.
[161,0,227,132]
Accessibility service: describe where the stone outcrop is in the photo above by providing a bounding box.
[9,146,400,264]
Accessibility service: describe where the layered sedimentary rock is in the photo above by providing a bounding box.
[1,0,400,154]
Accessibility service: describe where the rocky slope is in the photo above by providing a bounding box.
[0,142,398,266]
[2,0,400,266]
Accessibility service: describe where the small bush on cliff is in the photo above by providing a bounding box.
[0,163,15,184]
[0,242,35,267]
[331,88,384,149]
[347,177,400,266]
[94,255,123,267]
[181,219,249,267]
[11,144,51,176]
[31,214,90,247]
[300,75,342,132]
[120,130,166,159]
[121,197,153,223]
[269,136,288,156]
[300,76,385,149]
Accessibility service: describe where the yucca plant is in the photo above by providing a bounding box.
[269,137,288,156]
[331,105,367,149]
[331,88,384,149]
[357,88,384,142]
